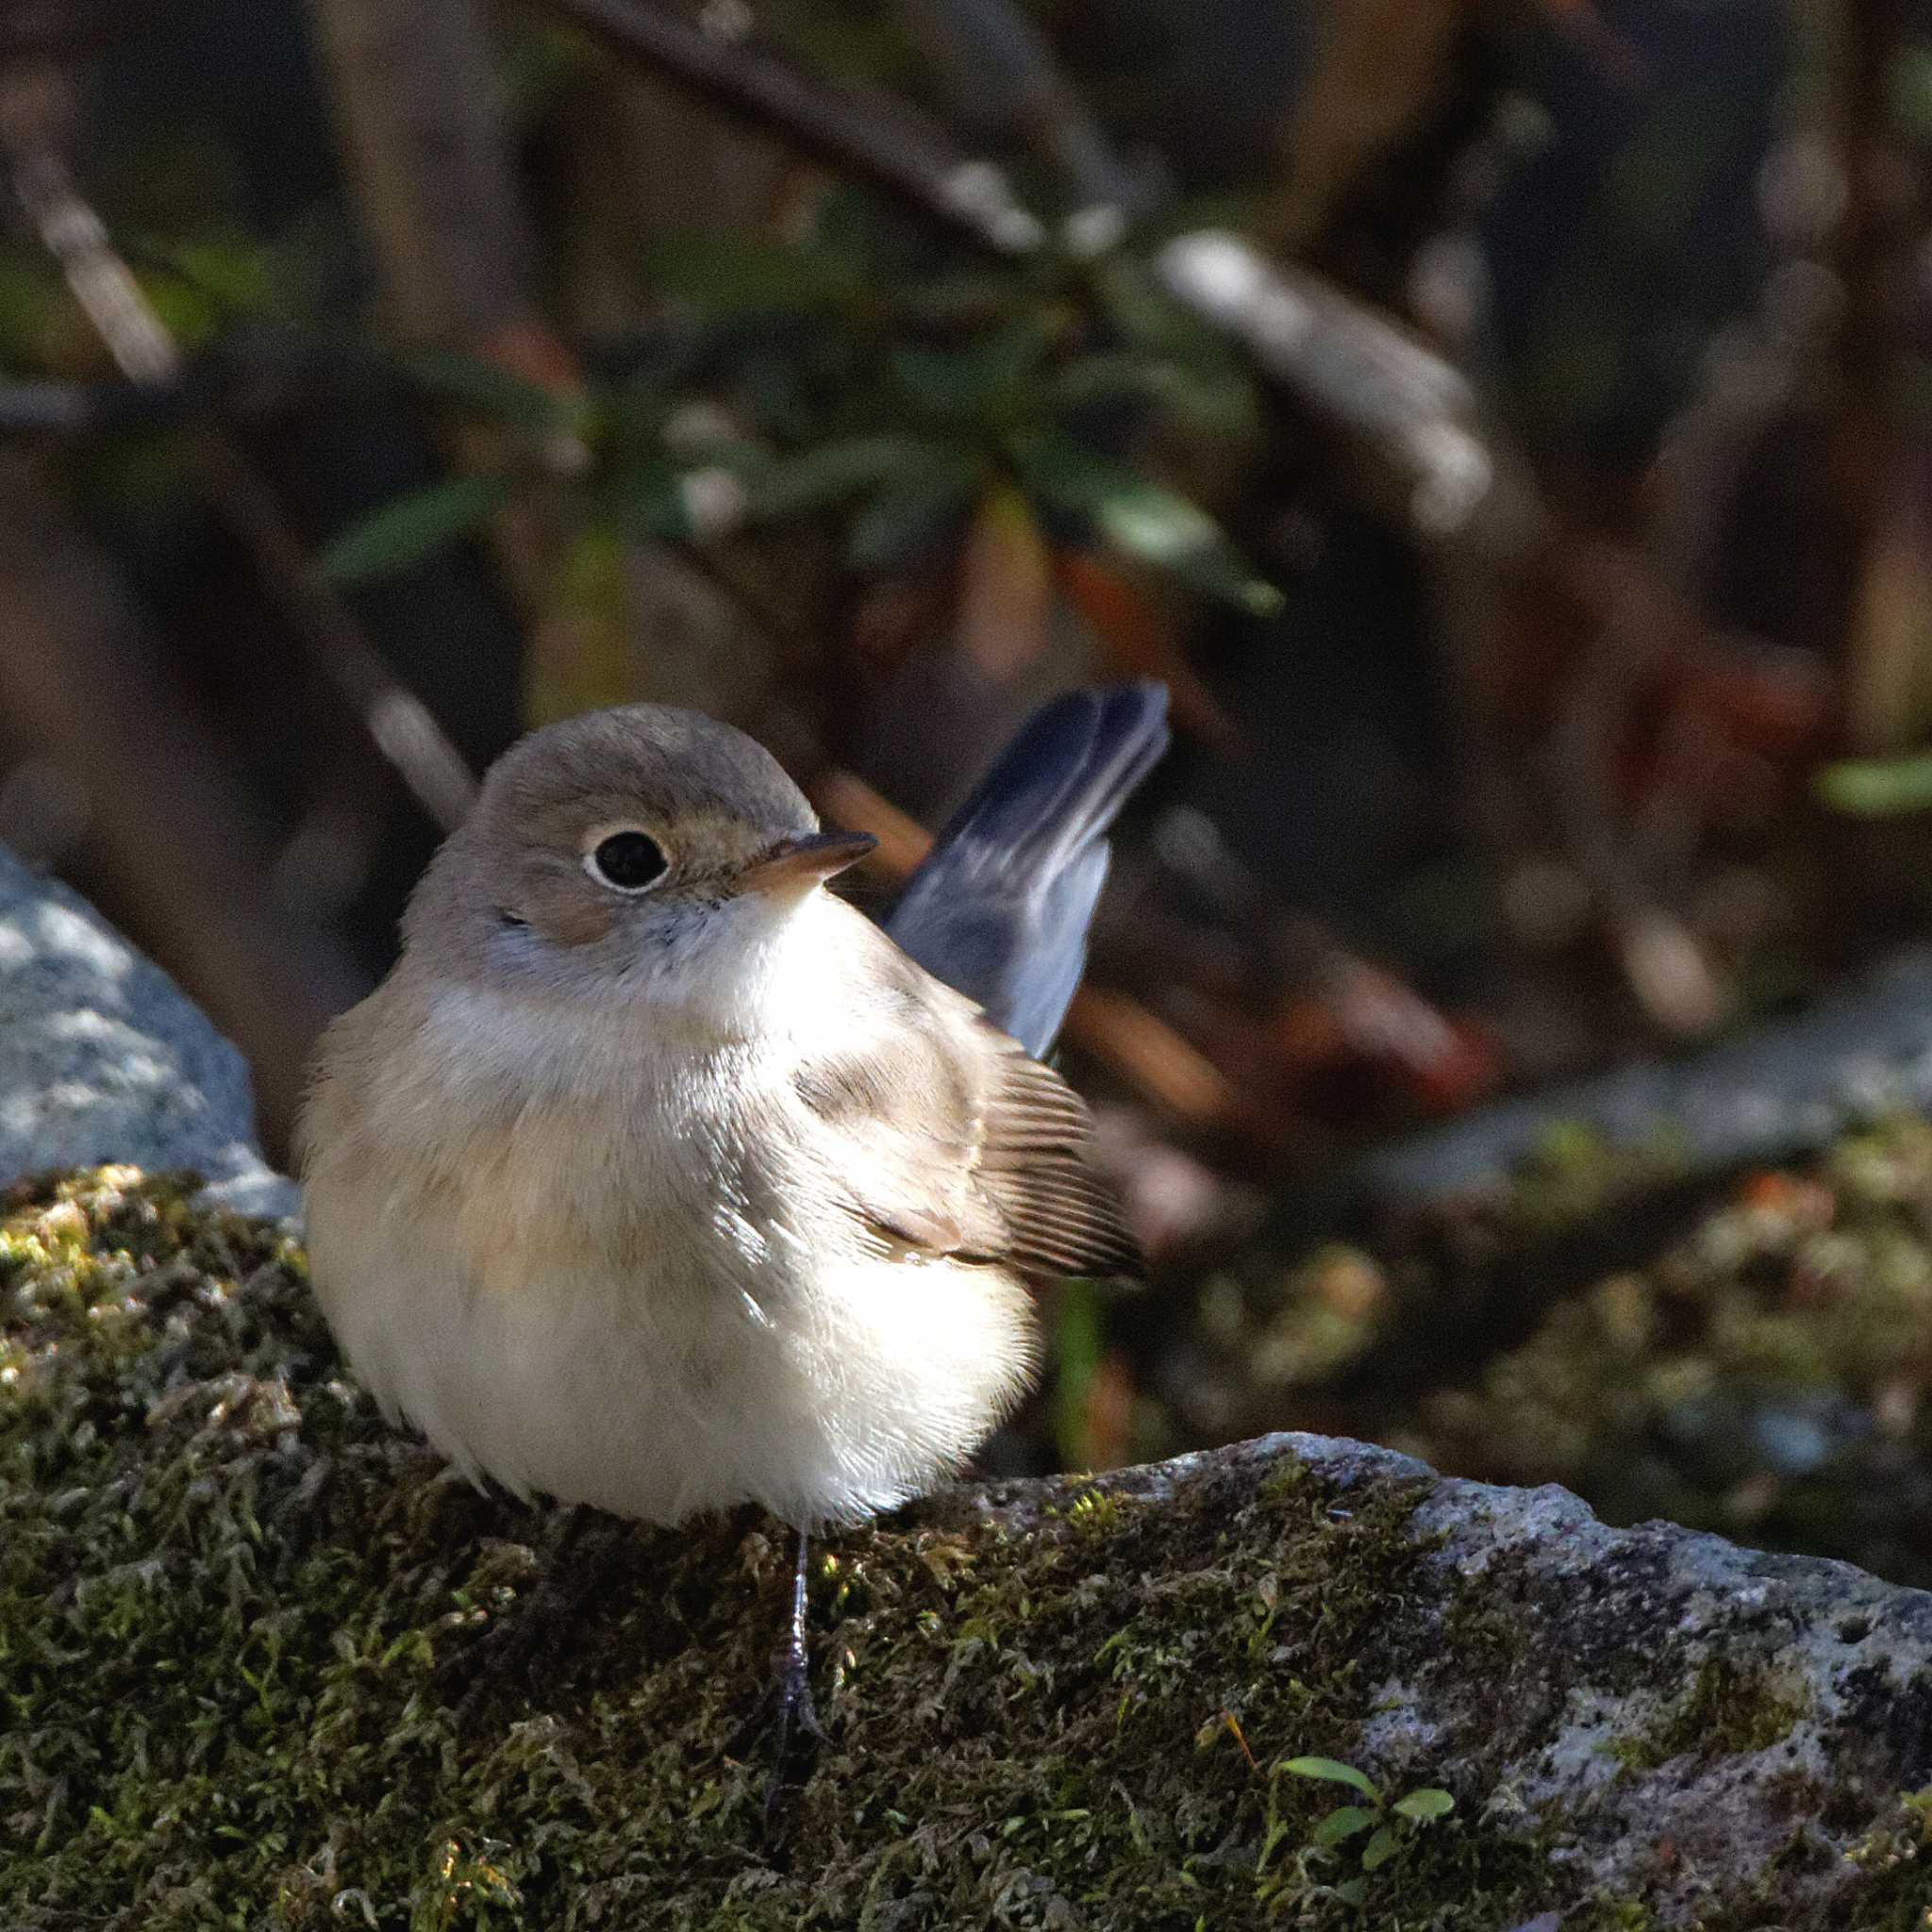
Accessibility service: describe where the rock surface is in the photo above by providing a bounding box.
[7,858,1932,1926]
[1362,943,1932,1208]
[4,1170,1932,1929]
[0,844,295,1217]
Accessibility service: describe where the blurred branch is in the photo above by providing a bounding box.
[0,60,478,831]
[0,374,193,431]
[303,0,540,348]
[0,449,368,1146]
[893,0,1151,222]
[4,112,175,380]
[534,0,1046,253]
[189,441,480,831]
[1155,232,1529,548]
[1267,0,1468,255]
[0,343,385,435]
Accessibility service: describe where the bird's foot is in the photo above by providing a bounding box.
[726,1625,827,1834]
[725,1529,827,1835]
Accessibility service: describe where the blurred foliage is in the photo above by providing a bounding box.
[1815,750,1932,818]
[316,209,1278,618]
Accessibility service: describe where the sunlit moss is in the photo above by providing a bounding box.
[0,1166,1903,1929]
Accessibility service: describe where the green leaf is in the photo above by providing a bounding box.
[608,458,695,541]
[846,454,983,570]
[1310,1805,1378,1846]
[1050,349,1260,442]
[889,317,1053,421]
[1275,1757,1379,1802]
[742,436,934,522]
[1391,1788,1455,1822]
[1015,431,1281,614]
[1813,752,1932,818]
[1049,351,1181,411]
[408,352,574,431]
[1892,45,1932,145]
[149,235,284,318]
[1335,1877,1368,1907]
[316,474,514,587]
[1254,1815,1293,1876]
[1091,253,1201,355]
[644,232,866,315]
[1359,1825,1400,1872]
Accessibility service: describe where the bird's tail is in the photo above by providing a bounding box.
[930,681,1171,887]
[888,682,1170,1058]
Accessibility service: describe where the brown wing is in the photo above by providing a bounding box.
[791,950,1141,1283]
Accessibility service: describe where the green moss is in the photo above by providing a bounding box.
[1501,1119,1694,1241]
[0,1169,1543,1928]
[0,1169,1891,1929]
[1408,1112,1932,1589]
[1609,1660,1807,1774]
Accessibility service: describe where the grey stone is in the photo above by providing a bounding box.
[0,843,296,1216]
[1361,943,1932,1207]
[919,1431,1932,1926]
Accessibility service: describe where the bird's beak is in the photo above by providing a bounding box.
[737,828,878,894]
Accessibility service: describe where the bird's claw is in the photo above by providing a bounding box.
[726,1529,827,1835]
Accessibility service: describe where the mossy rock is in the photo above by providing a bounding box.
[7,1169,1932,1929]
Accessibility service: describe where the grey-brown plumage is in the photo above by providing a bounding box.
[299,691,1161,1801]
[791,939,1140,1283]
[300,696,1151,1540]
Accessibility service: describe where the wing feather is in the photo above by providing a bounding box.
[791,940,1141,1284]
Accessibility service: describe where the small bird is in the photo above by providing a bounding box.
[297,683,1167,1764]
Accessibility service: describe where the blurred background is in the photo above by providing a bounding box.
[8,0,1932,1581]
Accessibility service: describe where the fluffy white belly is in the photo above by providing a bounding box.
[301,939,1042,1529]
[305,1145,1037,1530]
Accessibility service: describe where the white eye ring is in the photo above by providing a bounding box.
[583,827,671,893]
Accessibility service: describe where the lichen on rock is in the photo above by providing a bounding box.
[7,1167,1932,1929]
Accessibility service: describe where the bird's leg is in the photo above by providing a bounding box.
[726,1524,826,1822]
[774,1524,825,1746]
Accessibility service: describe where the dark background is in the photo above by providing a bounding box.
[7,0,1932,1582]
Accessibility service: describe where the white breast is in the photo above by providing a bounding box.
[301,906,1038,1529]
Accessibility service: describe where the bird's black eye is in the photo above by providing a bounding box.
[587,829,669,892]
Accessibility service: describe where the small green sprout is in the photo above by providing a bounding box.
[1264,1754,1456,1907]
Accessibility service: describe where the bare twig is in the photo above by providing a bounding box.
[187,439,479,830]
[1155,231,1521,545]
[893,0,1150,224]
[0,341,388,435]
[6,136,176,381]
[0,73,478,831]
[0,374,188,431]
[533,0,1045,253]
